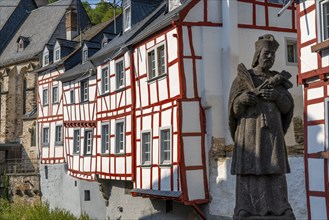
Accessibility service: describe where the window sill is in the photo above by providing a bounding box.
[159,163,172,168]
[115,87,126,93]
[52,102,58,105]
[72,152,80,155]
[311,39,329,53]
[114,152,126,156]
[100,152,110,156]
[43,104,49,107]
[55,142,63,146]
[80,100,89,104]
[42,144,49,147]
[84,154,92,157]
[147,73,167,84]
[100,91,110,97]
[141,163,152,168]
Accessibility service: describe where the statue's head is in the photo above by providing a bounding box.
[252,34,279,70]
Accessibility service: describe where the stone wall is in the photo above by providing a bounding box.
[40,164,106,219]
[8,174,40,204]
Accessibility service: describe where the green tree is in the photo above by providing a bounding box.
[83,1,121,25]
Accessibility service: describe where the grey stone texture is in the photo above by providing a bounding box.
[8,174,40,204]
[40,164,106,219]
[228,34,295,218]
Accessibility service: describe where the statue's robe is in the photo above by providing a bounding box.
[228,65,294,216]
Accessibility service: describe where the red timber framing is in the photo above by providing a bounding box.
[297,1,329,219]
[130,0,220,204]
[238,0,296,33]
[63,75,98,180]
[95,54,133,181]
[37,68,65,164]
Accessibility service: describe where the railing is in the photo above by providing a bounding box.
[0,159,38,175]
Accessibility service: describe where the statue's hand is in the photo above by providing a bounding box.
[238,92,257,106]
[260,88,279,101]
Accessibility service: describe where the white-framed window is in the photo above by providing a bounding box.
[141,131,152,165]
[83,49,88,63]
[84,130,93,155]
[124,6,131,31]
[81,80,88,102]
[101,123,110,154]
[160,127,171,164]
[147,44,166,80]
[43,53,49,66]
[319,0,329,41]
[115,120,125,153]
[52,86,58,104]
[70,89,75,104]
[55,125,63,145]
[73,129,80,154]
[54,48,60,62]
[43,89,48,106]
[116,60,125,89]
[285,38,297,65]
[101,66,110,94]
[43,127,49,146]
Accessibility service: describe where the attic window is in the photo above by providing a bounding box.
[83,49,88,63]
[43,52,49,66]
[124,6,131,31]
[17,37,29,52]
[54,48,61,62]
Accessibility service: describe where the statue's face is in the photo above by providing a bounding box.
[258,48,275,70]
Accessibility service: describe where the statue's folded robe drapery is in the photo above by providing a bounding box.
[228,66,294,175]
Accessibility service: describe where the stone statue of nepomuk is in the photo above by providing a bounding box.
[228,34,295,219]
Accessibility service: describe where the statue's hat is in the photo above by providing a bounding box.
[255,34,279,52]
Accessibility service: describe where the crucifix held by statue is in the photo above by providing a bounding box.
[228,34,295,219]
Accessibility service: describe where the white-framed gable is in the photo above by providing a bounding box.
[42,46,50,67]
[54,41,61,62]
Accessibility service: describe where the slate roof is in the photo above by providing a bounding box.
[129,0,163,29]
[84,41,101,50]
[0,0,21,30]
[0,0,90,67]
[127,1,189,46]
[0,0,37,55]
[57,39,79,49]
[91,1,167,65]
[56,60,95,82]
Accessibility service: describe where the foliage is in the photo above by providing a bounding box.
[0,199,89,220]
[82,1,122,25]
[2,171,10,200]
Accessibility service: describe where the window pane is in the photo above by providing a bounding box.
[157,46,165,75]
[101,124,109,153]
[116,122,124,153]
[324,2,329,40]
[148,51,156,79]
[160,129,171,163]
[43,89,48,105]
[55,126,62,143]
[43,128,49,144]
[74,130,80,153]
[70,90,75,104]
[85,131,92,154]
[116,61,124,88]
[52,87,58,103]
[142,132,151,164]
[102,68,109,93]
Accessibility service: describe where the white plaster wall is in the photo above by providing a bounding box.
[106,180,198,219]
[40,164,106,219]
[207,157,307,219]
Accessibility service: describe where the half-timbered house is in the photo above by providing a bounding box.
[297,0,329,219]
[36,0,307,218]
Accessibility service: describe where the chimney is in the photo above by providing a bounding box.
[66,7,78,40]
[34,0,48,7]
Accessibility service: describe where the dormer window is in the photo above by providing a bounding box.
[17,36,29,52]
[83,49,88,63]
[54,48,60,62]
[124,6,131,31]
[44,53,49,66]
